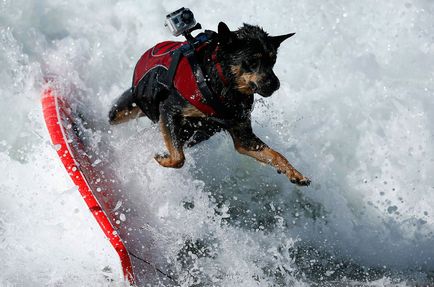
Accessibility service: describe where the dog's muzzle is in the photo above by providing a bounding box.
[257,73,280,97]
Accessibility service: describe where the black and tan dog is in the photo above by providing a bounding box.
[109,22,310,186]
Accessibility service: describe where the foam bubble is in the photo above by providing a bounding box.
[1,0,434,285]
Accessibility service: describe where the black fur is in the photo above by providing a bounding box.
[109,22,310,186]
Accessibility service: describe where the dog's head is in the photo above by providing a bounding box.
[217,22,294,97]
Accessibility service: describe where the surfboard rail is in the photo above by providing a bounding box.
[41,87,135,284]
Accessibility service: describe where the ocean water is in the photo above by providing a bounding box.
[1,0,434,286]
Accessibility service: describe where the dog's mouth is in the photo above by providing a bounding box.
[257,90,273,97]
[249,82,274,97]
[248,81,258,93]
[255,76,280,97]
[254,83,276,97]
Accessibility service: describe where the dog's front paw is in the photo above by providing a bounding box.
[154,153,185,168]
[154,153,168,164]
[288,173,311,187]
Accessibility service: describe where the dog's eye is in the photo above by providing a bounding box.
[244,59,259,70]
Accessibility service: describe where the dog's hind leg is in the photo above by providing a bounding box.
[109,88,144,125]
[154,109,185,168]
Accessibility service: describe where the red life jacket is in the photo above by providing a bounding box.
[132,41,217,116]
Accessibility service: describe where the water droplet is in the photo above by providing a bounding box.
[387,205,398,214]
[120,213,126,221]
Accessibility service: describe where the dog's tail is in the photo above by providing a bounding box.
[109,88,143,125]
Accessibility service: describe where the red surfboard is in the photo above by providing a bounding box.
[41,84,175,286]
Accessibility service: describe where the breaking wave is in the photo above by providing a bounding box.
[1,0,434,285]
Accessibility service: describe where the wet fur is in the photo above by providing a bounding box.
[109,22,310,186]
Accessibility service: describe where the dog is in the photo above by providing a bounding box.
[109,22,310,186]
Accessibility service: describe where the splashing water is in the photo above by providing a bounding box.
[1,0,434,286]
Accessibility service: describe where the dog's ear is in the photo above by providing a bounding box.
[269,33,295,48]
[218,22,234,46]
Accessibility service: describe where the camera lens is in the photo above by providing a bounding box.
[181,10,194,24]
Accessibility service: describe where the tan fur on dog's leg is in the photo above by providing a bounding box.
[154,120,185,168]
[235,144,310,186]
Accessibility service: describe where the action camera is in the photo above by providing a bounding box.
[165,7,197,36]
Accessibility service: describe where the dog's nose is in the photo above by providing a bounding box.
[257,73,280,97]
[264,77,279,92]
[269,73,280,91]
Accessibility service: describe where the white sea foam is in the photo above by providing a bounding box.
[1,0,433,286]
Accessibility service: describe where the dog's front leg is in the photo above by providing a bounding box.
[154,110,185,168]
[229,123,310,186]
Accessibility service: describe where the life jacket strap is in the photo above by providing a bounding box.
[163,49,182,90]
[181,43,229,118]
[163,33,210,90]
[162,32,230,118]
[211,46,230,87]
